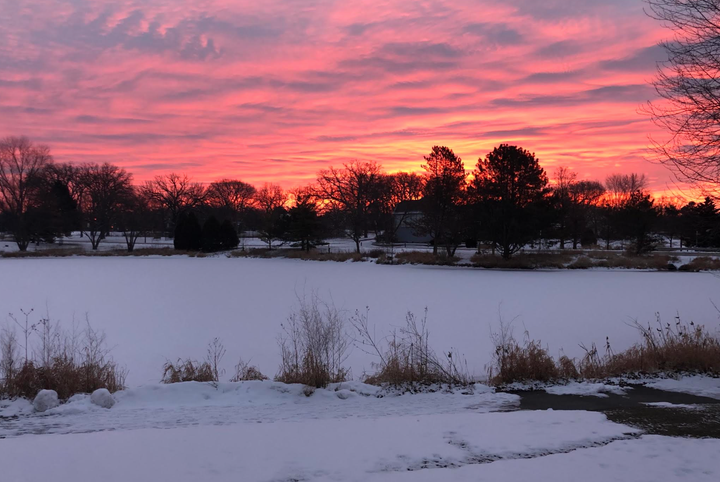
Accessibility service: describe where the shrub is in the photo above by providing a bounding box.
[219,220,240,250]
[174,212,202,251]
[275,292,350,388]
[201,216,223,252]
[350,308,470,387]
[0,312,126,400]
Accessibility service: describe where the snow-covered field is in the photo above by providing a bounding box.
[1,381,719,481]
[0,257,718,385]
[2,258,720,481]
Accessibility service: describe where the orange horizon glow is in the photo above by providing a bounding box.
[0,0,690,197]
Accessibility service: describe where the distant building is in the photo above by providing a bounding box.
[393,200,432,243]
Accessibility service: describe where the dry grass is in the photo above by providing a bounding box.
[472,253,572,269]
[275,292,350,388]
[394,251,459,266]
[488,313,720,386]
[161,359,215,383]
[679,256,720,272]
[0,313,126,400]
[230,248,364,262]
[2,247,190,258]
[230,358,268,382]
[161,338,226,383]
[350,308,470,387]
[487,321,558,385]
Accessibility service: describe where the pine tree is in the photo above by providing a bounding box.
[201,216,222,252]
[219,219,239,250]
[174,212,202,251]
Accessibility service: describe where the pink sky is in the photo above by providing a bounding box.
[0,0,680,193]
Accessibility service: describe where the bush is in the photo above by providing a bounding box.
[0,312,126,400]
[219,220,239,250]
[350,308,470,387]
[201,216,222,252]
[174,212,202,251]
[275,292,350,388]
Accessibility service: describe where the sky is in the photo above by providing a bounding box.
[0,0,679,193]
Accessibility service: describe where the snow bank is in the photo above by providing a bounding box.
[32,390,59,412]
[545,382,628,397]
[0,381,519,438]
[90,388,116,409]
[645,376,720,400]
[0,409,641,482]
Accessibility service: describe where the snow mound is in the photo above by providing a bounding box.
[90,389,115,409]
[545,382,628,397]
[645,376,720,400]
[33,390,59,412]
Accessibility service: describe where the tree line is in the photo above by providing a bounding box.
[0,136,718,257]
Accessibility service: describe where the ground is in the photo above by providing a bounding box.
[0,256,719,481]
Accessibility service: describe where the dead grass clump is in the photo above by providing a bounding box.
[471,253,571,270]
[350,308,470,387]
[275,292,350,388]
[2,247,85,258]
[230,358,268,382]
[162,359,215,383]
[591,253,675,270]
[487,312,720,385]
[395,251,458,266]
[230,248,364,263]
[579,316,720,377]
[679,257,720,272]
[567,256,594,269]
[161,338,226,383]
[487,321,558,385]
[0,312,127,400]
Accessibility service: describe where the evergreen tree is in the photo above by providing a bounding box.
[174,212,202,251]
[219,219,240,250]
[470,144,550,259]
[201,216,222,252]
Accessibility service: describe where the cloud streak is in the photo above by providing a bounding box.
[0,0,673,191]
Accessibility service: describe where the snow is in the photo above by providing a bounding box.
[645,376,720,400]
[0,257,718,386]
[0,404,642,482]
[0,381,519,437]
[32,389,59,412]
[90,388,116,409]
[643,402,703,410]
[545,382,628,397]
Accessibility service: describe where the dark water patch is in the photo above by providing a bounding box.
[507,386,720,438]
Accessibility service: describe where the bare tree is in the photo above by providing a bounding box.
[552,167,578,249]
[255,183,287,249]
[605,173,647,208]
[116,189,151,252]
[141,173,205,235]
[0,136,53,251]
[77,163,133,250]
[206,179,256,228]
[316,161,384,253]
[644,0,720,192]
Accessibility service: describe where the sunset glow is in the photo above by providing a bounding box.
[0,1,675,191]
